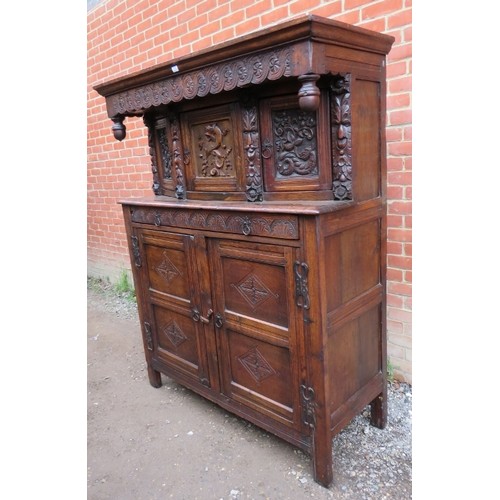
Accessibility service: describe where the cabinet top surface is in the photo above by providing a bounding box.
[94,14,394,98]
[118,196,360,215]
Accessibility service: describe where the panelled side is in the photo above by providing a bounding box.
[321,207,386,434]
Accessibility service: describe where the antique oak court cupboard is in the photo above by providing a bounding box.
[94,15,394,487]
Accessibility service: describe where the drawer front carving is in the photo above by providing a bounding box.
[130,207,299,239]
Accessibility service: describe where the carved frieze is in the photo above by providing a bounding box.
[130,207,299,239]
[330,74,352,200]
[107,47,293,117]
[272,109,318,177]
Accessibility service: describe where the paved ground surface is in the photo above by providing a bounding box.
[87,280,412,499]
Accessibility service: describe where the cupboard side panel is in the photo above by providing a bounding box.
[351,78,382,203]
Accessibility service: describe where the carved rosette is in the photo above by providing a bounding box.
[169,116,185,199]
[143,115,161,194]
[107,47,293,117]
[330,74,352,200]
[242,104,263,201]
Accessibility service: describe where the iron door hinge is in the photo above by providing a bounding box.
[131,235,142,268]
[294,261,310,310]
[144,321,153,351]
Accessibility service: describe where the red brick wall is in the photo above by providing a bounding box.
[87,0,412,382]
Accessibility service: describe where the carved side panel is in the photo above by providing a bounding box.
[156,119,172,180]
[241,103,263,201]
[331,74,353,201]
[272,108,318,177]
[143,115,161,194]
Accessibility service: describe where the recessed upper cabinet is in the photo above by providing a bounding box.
[94,15,394,204]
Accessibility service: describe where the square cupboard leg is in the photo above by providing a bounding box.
[370,385,388,429]
[147,365,162,388]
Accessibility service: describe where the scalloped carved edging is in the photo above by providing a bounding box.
[106,47,293,117]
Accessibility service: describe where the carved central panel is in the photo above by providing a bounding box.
[238,346,276,383]
[232,273,278,309]
[272,108,318,177]
[194,120,235,178]
[155,251,181,283]
[163,320,187,348]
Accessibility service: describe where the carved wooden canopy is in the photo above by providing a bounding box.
[94,15,394,141]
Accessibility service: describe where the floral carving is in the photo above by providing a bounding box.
[272,109,318,177]
[331,74,352,200]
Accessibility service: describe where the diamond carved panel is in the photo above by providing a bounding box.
[231,273,278,309]
[238,347,276,383]
[163,320,187,348]
[155,251,182,283]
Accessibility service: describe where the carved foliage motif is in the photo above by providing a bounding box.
[231,273,279,309]
[238,347,276,384]
[272,109,318,177]
[108,48,293,117]
[331,74,352,200]
[242,104,263,201]
[197,122,233,177]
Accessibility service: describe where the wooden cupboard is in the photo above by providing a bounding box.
[94,15,394,487]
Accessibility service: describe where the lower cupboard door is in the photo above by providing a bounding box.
[209,238,302,429]
[139,229,212,388]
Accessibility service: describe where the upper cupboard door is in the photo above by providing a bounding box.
[139,230,212,387]
[209,239,302,428]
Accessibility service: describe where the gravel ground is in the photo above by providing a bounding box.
[88,277,412,499]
